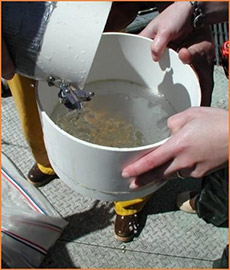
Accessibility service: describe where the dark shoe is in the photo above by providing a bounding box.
[27,163,57,187]
[177,191,199,214]
[114,212,141,242]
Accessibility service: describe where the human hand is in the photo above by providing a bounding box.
[140,1,194,61]
[177,27,215,106]
[122,107,228,189]
[140,2,215,106]
[2,39,15,80]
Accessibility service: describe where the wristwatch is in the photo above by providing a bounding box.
[190,1,205,29]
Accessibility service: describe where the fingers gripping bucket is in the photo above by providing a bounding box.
[37,33,201,201]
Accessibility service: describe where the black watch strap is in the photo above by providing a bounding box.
[190,1,205,29]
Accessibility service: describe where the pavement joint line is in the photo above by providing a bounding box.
[2,140,30,150]
[1,150,27,178]
[57,239,214,262]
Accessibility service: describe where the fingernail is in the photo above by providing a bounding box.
[129,181,138,190]
[122,171,130,178]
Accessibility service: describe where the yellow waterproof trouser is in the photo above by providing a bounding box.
[114,194,152,215]
[7,74,55,175]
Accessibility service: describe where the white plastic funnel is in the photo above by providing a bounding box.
[37,33,201,201]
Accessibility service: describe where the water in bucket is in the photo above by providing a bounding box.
[51,79,176,148]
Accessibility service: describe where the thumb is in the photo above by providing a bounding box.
[178,47,192,64]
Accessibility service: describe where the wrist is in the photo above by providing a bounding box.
[173,1,195,32]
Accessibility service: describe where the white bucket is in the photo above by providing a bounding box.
[37,33,201,201]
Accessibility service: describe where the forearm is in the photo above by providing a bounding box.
[154,2,174,13]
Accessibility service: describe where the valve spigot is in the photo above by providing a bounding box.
[47,76,94,112]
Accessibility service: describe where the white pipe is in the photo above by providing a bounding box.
[2,1,112,90]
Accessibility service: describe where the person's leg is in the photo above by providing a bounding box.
[177,167,228,268]
[177,167,228,227]
[195,167,228,227]
[7,75,56,185]
[114,194,152,242]
[199,167,229,269]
